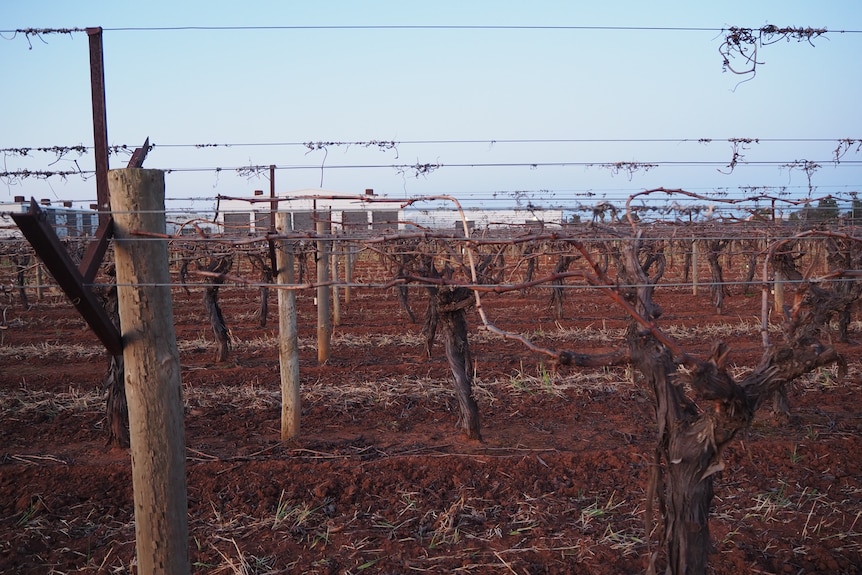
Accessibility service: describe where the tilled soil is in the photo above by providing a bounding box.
[1,278,861,574]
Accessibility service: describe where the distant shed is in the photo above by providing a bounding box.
[216,188,404,236]
[0,197,97,239]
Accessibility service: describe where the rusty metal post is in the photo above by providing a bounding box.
[87,27,110,223]
[267,165,278,273]
[269,165,277,231]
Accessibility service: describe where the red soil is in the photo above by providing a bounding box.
[1,273,861,574]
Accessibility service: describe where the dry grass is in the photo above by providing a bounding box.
[0,386,103,420]
[182,482,647,575]
[1,314,854,366]
[8,497,137,574]
[4,359,859,424]
[714,481,862,560]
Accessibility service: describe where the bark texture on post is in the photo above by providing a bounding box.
[316,215,331,364]
[690,240,698,295]
[276,213,300,440]
[331,246,341,327]
[109,169,190,575]
[344,244,355,305]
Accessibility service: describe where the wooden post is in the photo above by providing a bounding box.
[316,214,331,363]
[36,264,44,300]
[344,244,353,306]
[275,213,300,440]
[761,243,771,348]
[109,169,190,575]
[773,269,785,316]
[331,242,341,327]
[691,240,698,296]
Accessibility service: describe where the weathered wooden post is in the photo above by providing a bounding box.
[36,263,44,300]
[331,242,341,327]
[691,239,698,296]
[344,244,354,306]
[316,213,331,363]
[276,212,300,440]
[773,269,785,315]
[109,169,190,575]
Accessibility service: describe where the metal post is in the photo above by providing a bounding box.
[86,28,110,224]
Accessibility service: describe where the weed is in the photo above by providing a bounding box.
[749,482,793,522]
[538,362,555,394]
[16,494,45,526]
[211,536,277,575]
[721,527,741,545]
[272,490,290,529]
[508,364,529,393]
[579,491,623,529]
[789,444,802,464]
[357,557,382,570]
[600,523,643,556]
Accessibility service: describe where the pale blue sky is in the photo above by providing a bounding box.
[2,1,861,214]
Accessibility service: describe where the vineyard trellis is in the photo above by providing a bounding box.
[3,187,862,574]
[3,18,862,575]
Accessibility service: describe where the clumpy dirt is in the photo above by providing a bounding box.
[1,266,861,574]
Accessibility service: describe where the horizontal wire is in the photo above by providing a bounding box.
[53,276,862,292]
[94,25,777,33]
[91,25,862,34]
[4,137,860,153]
[8,159,838,177]
[4,162,860,178]
[209,234,862,242]
[5,25,862,34]
[169,160,862,170]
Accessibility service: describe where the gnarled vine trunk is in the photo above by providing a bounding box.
[422,260,481,440]
[105,354,129,448]
[825,236,862,342]
[203,256,233,362]
[549,254,578,320]
[438,285,481,441]
[422,286,439,358]
[702,238,729,314]
[616,234,845,575]
[248,252,273,328]
[100,270,128,449]
[11,254,30,308]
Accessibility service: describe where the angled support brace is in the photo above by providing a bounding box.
[79,217,114,284]
[11,199,123,355]
[78,137,150,283]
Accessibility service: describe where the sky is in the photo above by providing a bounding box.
[2,0,861,218]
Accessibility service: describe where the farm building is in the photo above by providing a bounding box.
[403,207,565,233]
[214,188,404,236]
[0,197,98,239]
